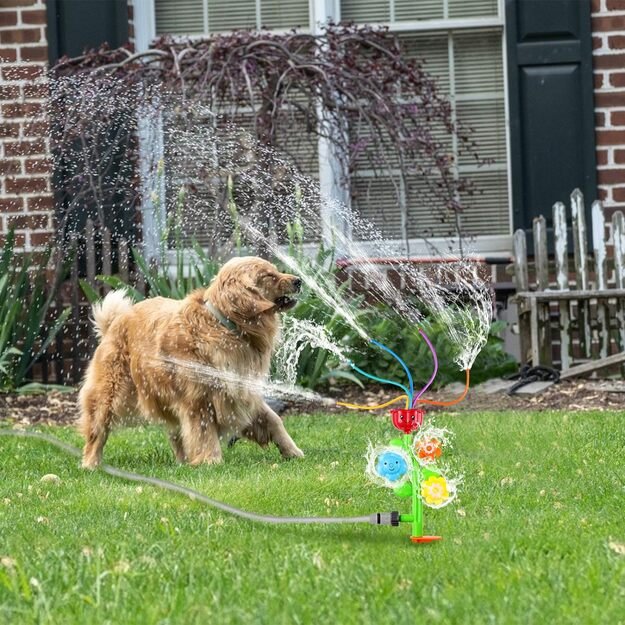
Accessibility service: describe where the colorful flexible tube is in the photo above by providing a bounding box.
[348,362,411,397]
[337,394,410,411]
[370,338,414,401]
[412,329,438,407]
[417,368,471,407]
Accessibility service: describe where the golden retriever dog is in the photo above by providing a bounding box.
[78,256,304,468]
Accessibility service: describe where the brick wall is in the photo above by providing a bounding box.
[0,0,53,250]
[593,0,625,218]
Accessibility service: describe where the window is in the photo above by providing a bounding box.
[155,0,311,34]
[151,0,509,248]
[341,0,508,241]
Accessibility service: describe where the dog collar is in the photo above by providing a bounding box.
[204,300,239,334]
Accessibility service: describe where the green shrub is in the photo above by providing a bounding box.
[341,311,516,389]
[0,231,71,391]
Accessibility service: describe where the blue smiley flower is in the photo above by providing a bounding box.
[376,451,409,482]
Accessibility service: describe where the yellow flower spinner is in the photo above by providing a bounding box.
[421,476,450,506]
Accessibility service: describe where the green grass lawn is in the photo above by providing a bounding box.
[1,410,624,625]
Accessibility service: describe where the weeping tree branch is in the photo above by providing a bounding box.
[51,23,487,248]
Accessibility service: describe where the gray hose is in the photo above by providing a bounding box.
[0,429,384,525]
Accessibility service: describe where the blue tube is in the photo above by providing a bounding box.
[348,362,411,397]
[370,338,414,401]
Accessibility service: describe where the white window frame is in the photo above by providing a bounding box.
[134,0,513,259]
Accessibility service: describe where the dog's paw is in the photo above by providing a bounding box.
[281,445,305,459]
[189,454,223,466]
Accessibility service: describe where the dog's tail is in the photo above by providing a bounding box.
[91,290,133,339]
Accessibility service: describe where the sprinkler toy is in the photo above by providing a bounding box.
[338,330,469,543]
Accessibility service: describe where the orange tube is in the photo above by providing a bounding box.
[337,394,410,411]
[417,369,470,407]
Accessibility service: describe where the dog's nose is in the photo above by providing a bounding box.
[293,277,302,292]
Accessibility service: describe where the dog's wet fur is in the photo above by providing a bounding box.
[78,256,304,468]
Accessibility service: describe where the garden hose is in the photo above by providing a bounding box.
[0,430,397,527]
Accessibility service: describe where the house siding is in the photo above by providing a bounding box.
[593,0,625,222]
[0,0,53,250]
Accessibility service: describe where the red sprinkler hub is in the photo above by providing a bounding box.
[390,408,425,434]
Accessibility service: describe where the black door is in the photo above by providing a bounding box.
[506,0,597,239]
[47,0,133,253]
[47,0,129,63]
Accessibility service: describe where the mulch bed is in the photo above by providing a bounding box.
[1,379,624,428]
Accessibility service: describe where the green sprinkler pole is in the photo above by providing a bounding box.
[401,433,422,539]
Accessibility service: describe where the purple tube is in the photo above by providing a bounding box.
[412,329,438,407]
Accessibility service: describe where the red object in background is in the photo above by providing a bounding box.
[390,408,425,434]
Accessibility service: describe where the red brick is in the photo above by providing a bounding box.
[591,0,602,12]
[30,231,52,246]
[594,53,625,70]
[612,111,625,126]
[596,111,606,127]
[3,139,46,157]
[27,195,54,210]
[20,45,47,62]
[597,149,609,165]
[611,72,625,88]
[0,48,17,62]
[0,160,21,175]
[2,64,44,81]
[598,168,625,184]
[609,35,625,50]
[23,83,48,99]
[24,158,50,174]
[0,11,17,27]
[596,129,625,145]
[22,120,49,136]
[5,176,48,194]
[0,233,26,247]
[595,72,606,89]
[0,197,24,212]
[7,214,50,230]
[21,9,46,25]
[1,102,43,118]
[0,28,41,45]
[613,186,625,202]
[593,15,625,32]
[0,122,19,138]
[0,84,19,99]
[614,148,625,163]
[607,0,625,9]
[598,187,609,201]
[595,91,625,107]
[593,36,603,50]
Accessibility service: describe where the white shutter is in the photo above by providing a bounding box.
[454,30,503,95]
[208,0,256,31]
[261,0,310,29]
[155,0,204,35]
[395,0,444,22]
[448,0,498,19]
[456,101,506,166]
[398,32,449,91]
[352,175,404,240]
[340,0,389,23]
[458,170,509,234]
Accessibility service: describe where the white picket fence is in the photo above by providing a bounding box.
[513,189,625,375]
